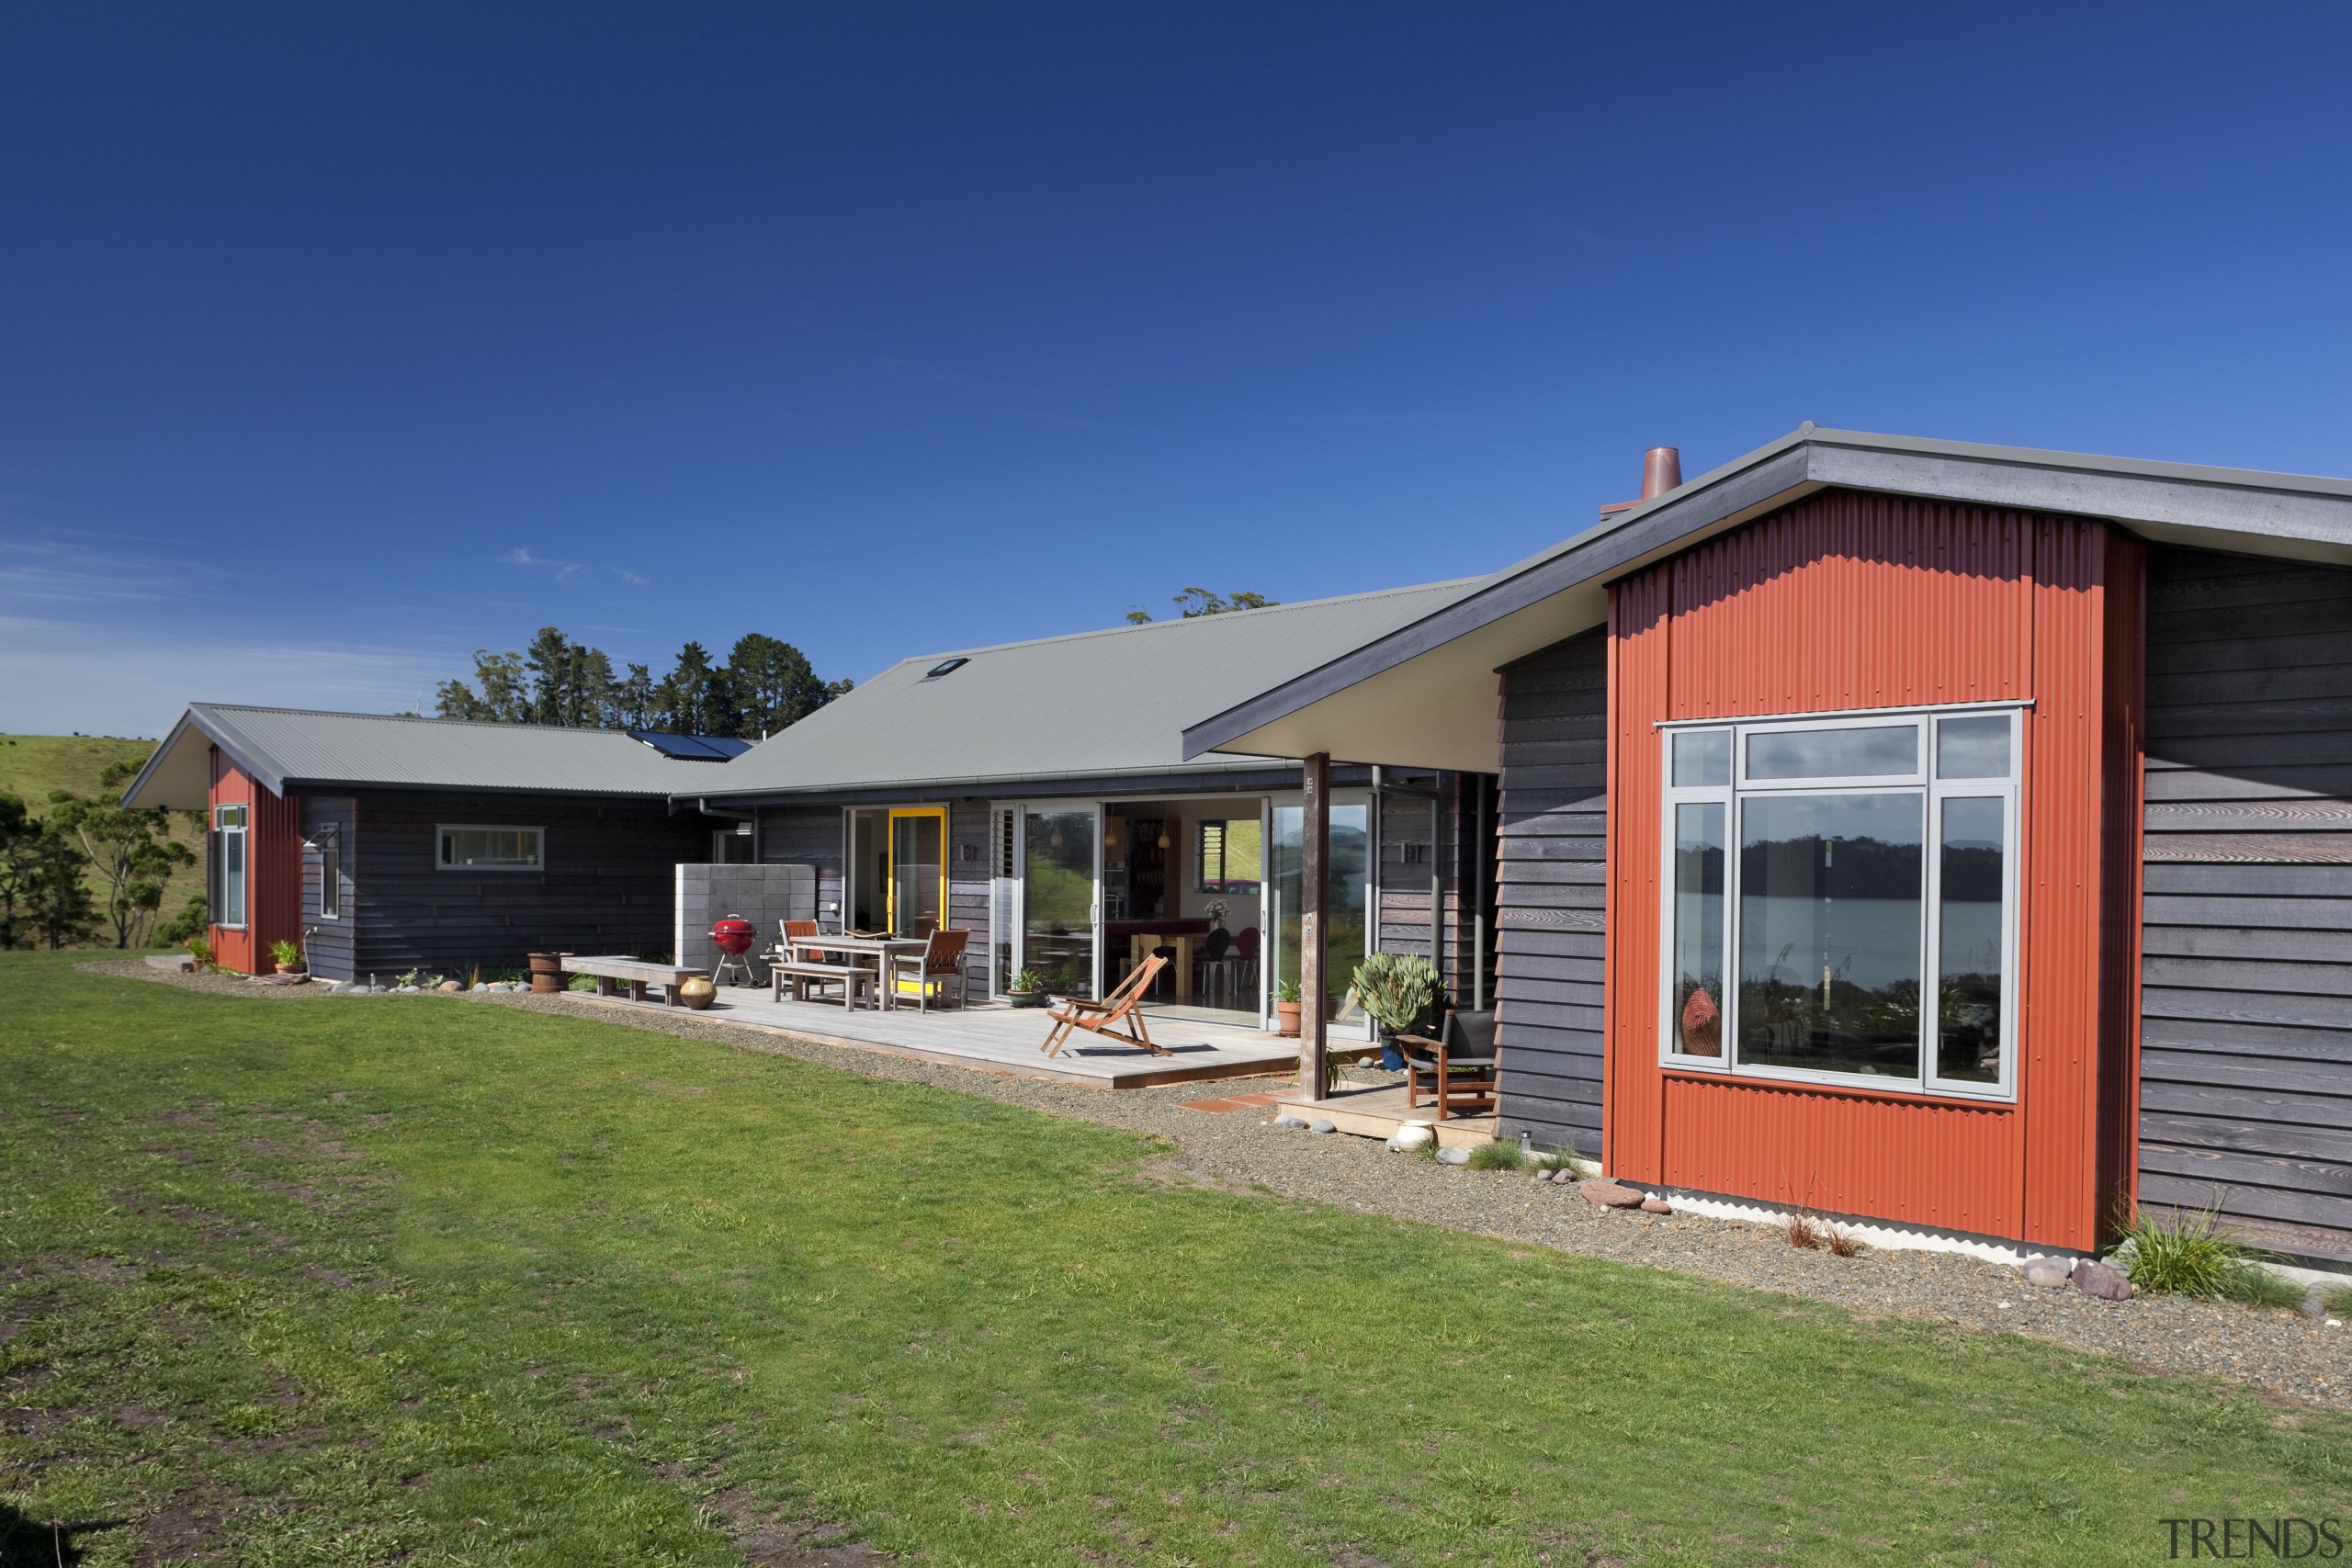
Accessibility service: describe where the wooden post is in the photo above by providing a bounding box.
[1300,751,1329,1097]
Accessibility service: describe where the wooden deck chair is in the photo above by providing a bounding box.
[1039,953,1169,1057]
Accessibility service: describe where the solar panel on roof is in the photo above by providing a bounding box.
[627,729,746,761]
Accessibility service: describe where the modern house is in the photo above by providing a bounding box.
[681,581,1501,1037]
[1184,425,2352,1265]
[122,424,2349,1268]
[120,705,738,980]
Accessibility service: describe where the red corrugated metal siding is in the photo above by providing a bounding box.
[1604,570,1670,1179]
[1604,491,2138,1250]
[208,749,303,976]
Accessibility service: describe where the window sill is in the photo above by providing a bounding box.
[1659,1064,2016,1110]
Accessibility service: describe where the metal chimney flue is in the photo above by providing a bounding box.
[1641,446,1682,500]
[1600,445,1684,521]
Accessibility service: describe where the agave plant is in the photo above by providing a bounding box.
[1352,952,1441,1037]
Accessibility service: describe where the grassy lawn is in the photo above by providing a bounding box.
[2,953,2344,1566]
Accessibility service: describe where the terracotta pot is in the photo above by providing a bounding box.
[1274,999,1302,1038]
[677,975,717,1010]
[528,952,562,994]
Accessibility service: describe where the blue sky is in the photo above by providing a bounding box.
[4,2,2347,739]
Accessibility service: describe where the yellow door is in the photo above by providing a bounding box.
[886,808,947,938]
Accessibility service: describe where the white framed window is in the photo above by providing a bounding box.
[437,825,544,872]
[316,824,342,919]
[1660,704,2022,1102]
[212,804,248,929]
[1196,817,1264,894]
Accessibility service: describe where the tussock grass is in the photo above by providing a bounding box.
[1464,1139,1526,1171]
[2119,1202,2306,1307]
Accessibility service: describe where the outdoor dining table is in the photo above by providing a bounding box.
[781,932,932,1011]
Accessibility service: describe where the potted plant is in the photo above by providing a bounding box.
[1203,899,1232,959]
[1353,953,1440,1052]
[1272,976,1302,1037]
[268,937,308,981]
[1006,968,1051,1009]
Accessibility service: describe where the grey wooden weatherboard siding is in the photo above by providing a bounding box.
[1492,628,1608,1156]
[299,795,356,982]
[1374,773,1493,1008]
[2140,544,2352,1263]
[348,791,707,981]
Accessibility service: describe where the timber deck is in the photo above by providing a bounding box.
[1272,1081,1498,1148]
[571,985,1301,1089]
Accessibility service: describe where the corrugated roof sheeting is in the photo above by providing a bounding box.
[702,579,1481,797]
[187,705,703,795]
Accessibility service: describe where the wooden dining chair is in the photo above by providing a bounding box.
[888,928,970,1013]
[1040,954,1169,1057]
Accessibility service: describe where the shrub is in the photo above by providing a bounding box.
[568,975,599,992]
[1823,1223,1864,1258]
[2118,1201,2299,1305]
[183,934,214,973]
[1786,1212,1823,1250]
[1465,1140,1525,1171]
[2323,1282,2352,1317]
[156,894,209,946]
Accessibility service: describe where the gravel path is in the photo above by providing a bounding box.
[78,962,2352,1411]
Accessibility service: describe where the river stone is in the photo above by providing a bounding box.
[1434,1145,1471,1166]
[2075,1258,2132,1301]
[2022,1257,2075,1290]
[1578,1179,1645,1209]
[1309,1119,1337,1135]
[1641,1197,1673,1214]
[1390,1123,1434,1152]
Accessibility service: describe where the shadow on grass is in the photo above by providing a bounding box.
[0,1505,125,1567]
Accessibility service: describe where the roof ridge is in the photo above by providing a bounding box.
[883,576,1486,669]
[193,703,651,738]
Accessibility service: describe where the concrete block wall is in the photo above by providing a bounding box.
[675,863,818,978]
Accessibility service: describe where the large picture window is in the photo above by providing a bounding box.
[1660,706,2020,1100]
[437,825,544,871]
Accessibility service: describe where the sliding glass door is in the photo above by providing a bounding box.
[1269,796,1373,1038]
[988,803,1103,1000]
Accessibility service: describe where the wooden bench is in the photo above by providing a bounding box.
[771,958,876,1010]
[560,954,704,1006]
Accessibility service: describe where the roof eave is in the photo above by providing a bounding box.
[1181,428,2352,761]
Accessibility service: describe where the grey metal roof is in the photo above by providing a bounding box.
[121,704,715,809]
[1182,423,2352,767]
[694,579,1482,800]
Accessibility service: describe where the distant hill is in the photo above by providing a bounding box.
[0,733,162,807]
[1,733,204,947]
